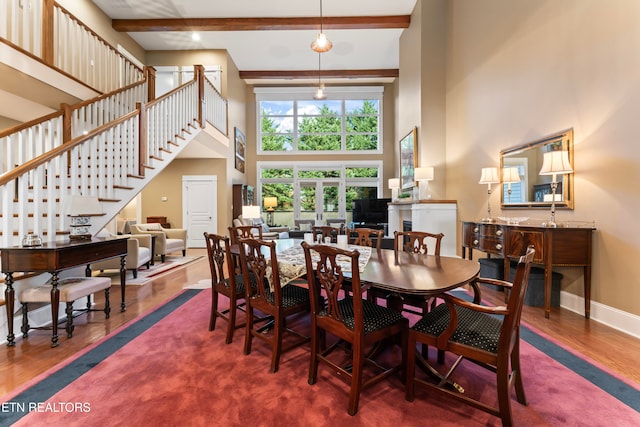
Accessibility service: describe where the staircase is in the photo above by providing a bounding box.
[0,0,229,248]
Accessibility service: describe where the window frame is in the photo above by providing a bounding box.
[255,86,384,155]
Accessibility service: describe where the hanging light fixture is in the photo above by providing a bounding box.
[313,53,327,100]
[311,0,332,53]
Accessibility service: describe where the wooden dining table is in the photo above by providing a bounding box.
[271,238,481,299]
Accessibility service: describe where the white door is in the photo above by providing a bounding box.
[182,175,217,248]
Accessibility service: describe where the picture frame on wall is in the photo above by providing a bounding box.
[234,127,246,173]
[399,127,418,191]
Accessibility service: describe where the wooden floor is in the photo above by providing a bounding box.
[2,248,639,397]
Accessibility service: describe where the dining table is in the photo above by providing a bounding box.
[270,238,480,301]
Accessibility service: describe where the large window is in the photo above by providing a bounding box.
[258,161,382,227]
[255,87,383,154]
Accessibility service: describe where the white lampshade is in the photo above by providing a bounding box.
[415,167,434,181]
[479,167,500,184]
[502,167,521,183]
[64,195,102,216]
[388,178,400,189]
[242,205,261,219]
[539,151,573,175]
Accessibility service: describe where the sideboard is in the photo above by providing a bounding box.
[388,201,458,256]
[461,221,596,319]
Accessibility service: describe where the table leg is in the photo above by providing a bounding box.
[120,255,127,311]
[584,265,592,319]
[50,272,60,347]
[4,273,15,346]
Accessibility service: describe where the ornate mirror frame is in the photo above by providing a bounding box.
[500,129,574,209]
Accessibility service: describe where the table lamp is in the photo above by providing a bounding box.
[388,178,400,201]
[539,150,573,227]
[64,195,103,239]
[263,197,278,226]
[502,167,521,203]
[415,167,434,200]
[479,167,500,223]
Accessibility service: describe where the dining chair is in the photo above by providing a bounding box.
[228,225,262,243]
[312,225,341,243]
[238,237,311,373]
[302,241,409,416]
[346,227,384,250]
[405,245,535,427]
[388,230,447,315]
[204,232,249,344]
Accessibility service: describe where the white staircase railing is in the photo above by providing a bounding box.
[0,77,208,247]
[1,0,143,93]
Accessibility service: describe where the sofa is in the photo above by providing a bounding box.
[130,223,187,262]
[233,216,289,240]
[90,231,153,278]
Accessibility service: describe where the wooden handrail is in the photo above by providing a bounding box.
[0,110,63,139]
[0,109,140,188]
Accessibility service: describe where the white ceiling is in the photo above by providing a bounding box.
[91,0,418,85]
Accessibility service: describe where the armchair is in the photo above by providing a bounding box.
[130,223,187,262]
[89,231,152,279]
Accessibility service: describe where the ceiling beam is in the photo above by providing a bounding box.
[112,16,410,32]
[239,69,399,80]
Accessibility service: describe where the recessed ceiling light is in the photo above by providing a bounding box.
[192,33,200,41]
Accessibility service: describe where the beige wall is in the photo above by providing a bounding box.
[141,158,228,234]
[398,0,449,200]
[427,0,639,315]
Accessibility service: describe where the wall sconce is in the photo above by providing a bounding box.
[388,178,400,201]
[263,197,278,226]
[415,167,434,200]
[479,167,500,223]
[539,150,573,227]
[242,205,261,225]
[64,195,103,240]
[502,167,521,203]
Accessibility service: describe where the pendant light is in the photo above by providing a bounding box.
[313,53,327,100]
[311,0,332,53]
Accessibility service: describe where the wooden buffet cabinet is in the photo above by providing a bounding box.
[462,221,596,319]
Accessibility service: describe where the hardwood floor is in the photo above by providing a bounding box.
[1,248,639,397]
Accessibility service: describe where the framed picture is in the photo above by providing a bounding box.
[234,127,246,173]
[399,127,418,191]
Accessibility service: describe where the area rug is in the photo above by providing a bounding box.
[94,255,203,286]
[1,289,639,426]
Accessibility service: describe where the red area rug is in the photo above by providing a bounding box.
[5,289,640,426]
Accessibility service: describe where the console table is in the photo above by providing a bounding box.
[461,221,596,319]
[388,200,458,256]
[1,238,127,347]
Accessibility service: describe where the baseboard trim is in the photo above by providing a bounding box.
[561,291,640,340]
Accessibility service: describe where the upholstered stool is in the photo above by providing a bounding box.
[20,277,111,339]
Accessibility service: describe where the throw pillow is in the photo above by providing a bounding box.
[143,223,163,231]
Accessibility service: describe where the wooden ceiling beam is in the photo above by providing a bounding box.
[112,16,410,32]
[239,69,399,80]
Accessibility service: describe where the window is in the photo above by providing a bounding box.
[257,161,383,227]
[255,87,383,154]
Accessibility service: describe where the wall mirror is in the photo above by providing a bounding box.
[500,129,574,209]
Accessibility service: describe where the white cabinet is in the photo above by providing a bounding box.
[387,201,458,257]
